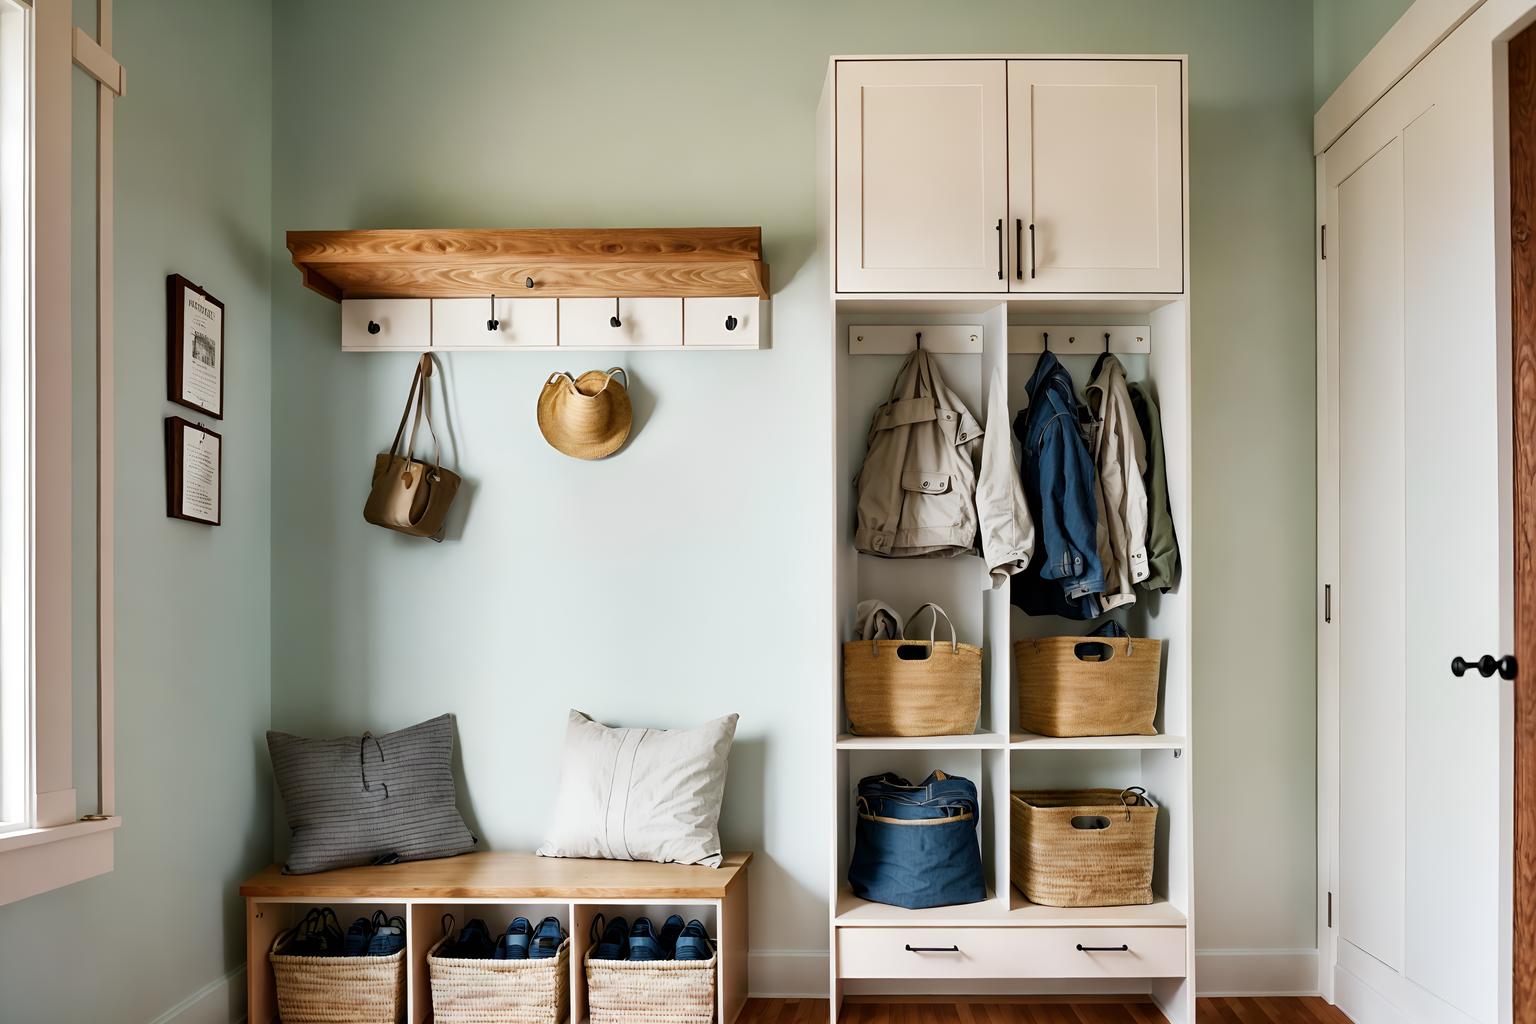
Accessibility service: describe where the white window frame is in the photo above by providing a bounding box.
[0,0,122,906]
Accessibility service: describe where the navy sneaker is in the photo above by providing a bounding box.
[589,914,630,960]
[659,914,685,958]
[366,914,406,957]
[628,917,662,961]
[453,918,495,959]
[673,919,713,961]
[343,915,375,957]
[529,916,565,960]
[493,917,533,960]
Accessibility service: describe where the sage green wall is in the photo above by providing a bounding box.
[0,1,273,1021]
[1314,0,1417,108]
[270,0,1318,980]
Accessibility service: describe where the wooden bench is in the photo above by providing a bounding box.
[241,851,751,1024]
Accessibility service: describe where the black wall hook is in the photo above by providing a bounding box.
[487,294,499,332]
[1042,331,1049,353]
[367,320,381,335]
[725,314,738,331]
[525,276,535,289]
[610,297,622,328]
[916,331,923,350]
[1104,332,1111,353]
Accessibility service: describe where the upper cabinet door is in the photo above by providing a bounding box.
[836,60,1008,293]
[1009,60,1184,293]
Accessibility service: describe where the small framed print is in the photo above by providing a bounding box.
[165,417,221,526]
[167,273,224,419]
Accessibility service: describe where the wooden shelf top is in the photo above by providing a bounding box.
[240,851,751,900]
[286,227,769,301]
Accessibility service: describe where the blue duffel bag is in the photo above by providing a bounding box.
[848,770,987,909]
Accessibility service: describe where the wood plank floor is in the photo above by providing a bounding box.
[737,996,1354,1023]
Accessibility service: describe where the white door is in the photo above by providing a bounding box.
[835,59,1007,293]
[1324,12,1505,1023]
[1008,59,1183,293]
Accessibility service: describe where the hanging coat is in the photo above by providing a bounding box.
[1129,381,1181,592]
[1083,353,1151,611]
[1010,352,1103,619]
[855,349,983,558]
[977,368,1035,588]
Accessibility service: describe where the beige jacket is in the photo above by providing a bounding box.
[977,368,1035,588]
[855,350,982,558]
[1084,354,1150,610]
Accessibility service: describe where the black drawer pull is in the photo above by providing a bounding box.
[905,944,960,953]
[1076,944,1130,952]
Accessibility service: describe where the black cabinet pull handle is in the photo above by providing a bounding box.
[725,315,738,331]
[366,320,381,335]
[1029,223,1036,279]
[1015,219,1023,281]
[1076,944,1130,953]
[995,218,1004,280]
[1451,655,1518,680]
[905,944,960,953]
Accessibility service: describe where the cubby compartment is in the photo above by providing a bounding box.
[247,900,410,1024]
[576,903,722,1024]
[406,902,571,1024]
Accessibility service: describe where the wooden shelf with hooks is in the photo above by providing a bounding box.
[285,227,770,302]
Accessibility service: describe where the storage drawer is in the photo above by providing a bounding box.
[683,297,763,347]
[432,297,557,349]
[559,297,681,348]
[836,925,1185,979]
[342,298,431,351]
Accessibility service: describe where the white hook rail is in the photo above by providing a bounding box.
[847,324,983,355]
[1008,325,1150,354]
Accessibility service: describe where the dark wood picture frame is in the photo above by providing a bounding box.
[167,273,225,419]
[165,416,222,526]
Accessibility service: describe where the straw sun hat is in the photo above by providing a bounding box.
[537,367,633,460]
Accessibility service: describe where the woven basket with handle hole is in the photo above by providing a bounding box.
[1010,788,1158,907]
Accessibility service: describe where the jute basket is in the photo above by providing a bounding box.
[428,935,569,1024]
[1011,788,1158,908]
[269,930,405,1024]
[585,948,717,1024]
[1013,636,1162,737]
[843,603,981,737]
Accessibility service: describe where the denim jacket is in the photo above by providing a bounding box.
[1010,352,1104,619]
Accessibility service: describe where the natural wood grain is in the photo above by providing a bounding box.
[735,997,1353,1024]
[238,850,751,900]
[286,227,770,301]
[1513,24,1536,1024]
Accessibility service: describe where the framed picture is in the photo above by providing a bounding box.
[167,273,224,419]
[165,417,221,526]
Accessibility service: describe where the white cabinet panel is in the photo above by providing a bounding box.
[837,926,1186,980]
[433,297,557,349]
[1008,59,1183,293]
[836,59,1008,293]
[559,297,681,348]
[341,298,431,351]
[683,297,762,347]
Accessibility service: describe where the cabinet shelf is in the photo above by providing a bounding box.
[1008,732,1187,751]
[834,888,1186,928]
[834,293,1184,315]
[837,731,1007,751]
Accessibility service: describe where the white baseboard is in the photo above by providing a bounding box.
[750,949,830,997]
[1196,948,1320,997]
[149,964,246,1024]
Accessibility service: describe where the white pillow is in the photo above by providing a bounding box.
[537,709,738,868]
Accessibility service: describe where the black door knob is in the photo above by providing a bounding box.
[366,320,381,335]
[1451,654,1518,680]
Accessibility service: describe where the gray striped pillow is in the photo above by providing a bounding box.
[268,714,477,875]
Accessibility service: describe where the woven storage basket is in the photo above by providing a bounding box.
[585,948,717,1024]
[1010,788,1158,908]
[843,603,981,737]
[428,935,569,1024]
[269,930,405,1024]
[1013,636,1162,737]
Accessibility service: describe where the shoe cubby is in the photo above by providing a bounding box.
[406,902,571,1024]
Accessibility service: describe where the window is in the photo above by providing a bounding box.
[0,0,31,836]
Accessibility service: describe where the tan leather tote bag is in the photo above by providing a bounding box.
[363,353,461,539]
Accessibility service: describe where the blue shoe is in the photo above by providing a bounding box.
[366,914,405,957]
[628,917,662,961]
[494,917,532,960]
[290,907,345,956]
[454,918,495,959]
[659,914,685,959]
[344,915,375,956]
[589,914,630,960]
[673,919,713,961]
[529,916,565,960]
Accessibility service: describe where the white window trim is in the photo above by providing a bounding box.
[0,0,122,903]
